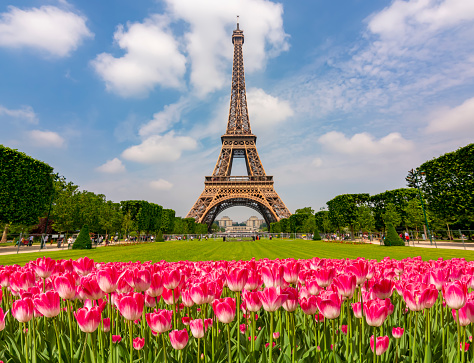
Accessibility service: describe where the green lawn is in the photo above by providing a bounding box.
[2,239,474,266]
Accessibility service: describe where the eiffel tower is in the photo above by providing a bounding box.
[186,20,291,230]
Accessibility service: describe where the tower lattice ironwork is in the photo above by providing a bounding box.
[186,21,291,230]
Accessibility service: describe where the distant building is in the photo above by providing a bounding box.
[217,216,233,228]
[225,225,255,233]
[246,216,264,230]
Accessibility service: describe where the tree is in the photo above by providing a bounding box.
[295,207,314,215]
[327,194,370,237]
[384,224,405,246]
[50,177,79,233]
[417,144,474,229]
[0,145,54,227]
[403,199,426,239]
[370,188,421,230]
[355,205,375,234]
[270,222,281,233]
[280,218,290,233]
[72,224,91,249]
[302,215,316,233]
[289,213,309,233]
[382,203,402,228]
[161,209,176,233]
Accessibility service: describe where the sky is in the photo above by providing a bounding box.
[1,0,474,223]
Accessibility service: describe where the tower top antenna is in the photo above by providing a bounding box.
[237,15,239,30]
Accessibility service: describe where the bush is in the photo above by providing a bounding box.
[72,225,92,249]
[313,229,322,241]
[156,230,164,242]
[384,224,405,246]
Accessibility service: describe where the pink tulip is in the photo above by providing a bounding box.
[163,269,181,290]
[112,335,122,343]
[117,292,144,321]
[10,271,35,292]
[316,291,341,320]
[443,281,468,310]
[146,310,173,333]
[116,274,133,294]
[282,287,298,312]
[351,302,363,318]
[306,279,323,296]
[146,273,164,297]
[244,270,261,291]
[169,329,189,350]
[346,260,368,285]
[273,332,280,339]
[452,301,474,326]
[190,319,205,338]
[145,292,158,307]
[392,327,404,338]
[300,296,318,315]
[461,342,470,352]
[333,274,357,298]
[364,301,388,327]
[11,297,34,323]
[190,283,211,305]
[124,268,151,292]
[340,325,348,335]
[34,291,60,318]
[53,273,76,300]
[0,308,7,331]
[243,290,262,312]
[33,257,56,279]
[261,264,284,287]
[212,297,236,323]
[74,307,101,333]
[81,277,105,300]
[162,287,181,305]
[72,257,94,276]
[102,318,111,332]
[370,335,389,355]
[429,269,448,290]
[258,287,288,312]
[372,278,395,300]
[283,261,300,284]
[133,337,145,350]
[227,268,248,292]
[313,268,335,288]
[97,267,119,293]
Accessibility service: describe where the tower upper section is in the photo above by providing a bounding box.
[225,21,253,136]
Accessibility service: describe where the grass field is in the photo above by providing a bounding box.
[2,238,474,265]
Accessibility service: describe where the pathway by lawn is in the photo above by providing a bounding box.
[2,239,474,266]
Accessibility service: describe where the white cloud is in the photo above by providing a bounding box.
[0,105,37,124]
[312,157,322,167]
[424,97,474,135]
[164,0,289,96]
[91,15,186,98]
[139,100,186,137]
[29,130,65,147]
[246,88,293,131]
[368,0,474,41]
[150,179,173,190]
[318,131,414,155]
[0,5,93,57]
[96,158,126,173]
[121,131,197,163]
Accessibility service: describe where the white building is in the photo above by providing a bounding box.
[217,216,233,228]
[246,216,265,229]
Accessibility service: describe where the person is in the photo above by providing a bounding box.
[405,232,410,243]
[44,235,49,246]
[28,235,34,246]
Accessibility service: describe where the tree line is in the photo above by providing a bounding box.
[0,145,207,242]
[271,143,474,238]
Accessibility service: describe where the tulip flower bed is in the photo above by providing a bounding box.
[1,256,474,363]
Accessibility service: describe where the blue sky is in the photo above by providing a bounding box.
[1,0,474,222]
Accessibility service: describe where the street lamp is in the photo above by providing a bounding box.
[406,169,434,246]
